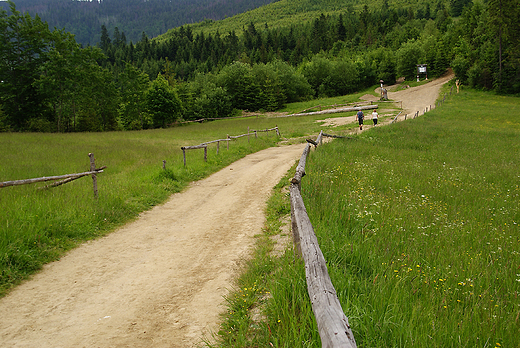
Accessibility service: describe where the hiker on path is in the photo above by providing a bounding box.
[357,110,364,130]
[372,109,378,126]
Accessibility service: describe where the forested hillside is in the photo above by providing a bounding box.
[1,0,519,133]
[0,0,278,45]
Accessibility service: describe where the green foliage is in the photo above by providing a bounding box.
[179,72,234,120]
[396,39,424,80]
[146,74,182,128]
[117,63,151,130]
[0,1,51,130]
[300,55,360,98]
[217,61,261,111]
[0,104,9,132]
[367,47,397,85]
[0,0,278,46]
[267,60,313,104]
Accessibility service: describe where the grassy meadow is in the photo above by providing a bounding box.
[210,87,520,347]
[0,106,373,296]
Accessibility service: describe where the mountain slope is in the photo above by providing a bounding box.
[0,0,278,46]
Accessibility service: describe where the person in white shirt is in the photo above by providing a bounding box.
[371,109,378,126]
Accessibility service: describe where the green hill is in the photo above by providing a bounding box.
[156,0,440,41]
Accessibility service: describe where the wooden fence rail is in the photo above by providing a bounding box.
[290,131,357,348]
[0,153,104,198]
[0,170,104,188]
[180,126,279,167]
[391,111,403,123]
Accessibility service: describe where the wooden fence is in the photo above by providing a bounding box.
[180,126,280,167]
[290,131,357,348]
[0,153,104,198]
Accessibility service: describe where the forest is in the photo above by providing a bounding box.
[0,0,278,46]
[1,0,519,132]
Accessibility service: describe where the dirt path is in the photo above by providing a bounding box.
[0,72,454,348]
[316,70,455,129]
[0,144,306,348]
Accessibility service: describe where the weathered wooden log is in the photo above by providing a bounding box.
[306,138,318,146]
[322,133,351,139]
[316,130,323,145]
[291,143,311,189]
[391,111,402,123]
[250,127,278,133]
[181,144,208,167]
[229,133,249,139]
[39,166,107,190]
[89,153,98,198]
[202,139,230,145]
[181,144,208,150]
[290,183,357,348]
[0,169,105,188]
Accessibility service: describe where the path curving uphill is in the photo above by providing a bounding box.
[0,72,454,348]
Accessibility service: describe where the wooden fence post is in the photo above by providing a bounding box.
[227,134,230,150]
[204,146,207,162]
[163,160,166,170]
[183,148,186,167]
[255,130,257,139]
[247,127,250,143]
[217,141,220,155]
[89,153,98,199]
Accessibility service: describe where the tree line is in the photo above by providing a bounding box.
[1,0,518,132]
[0,0,277,46]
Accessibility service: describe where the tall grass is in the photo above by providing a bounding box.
[301,89,519,346]
[210,88,520,347]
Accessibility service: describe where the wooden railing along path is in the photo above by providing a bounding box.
[290,131,357,348]
[180,126,280,167]
[0,153,104,198]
